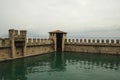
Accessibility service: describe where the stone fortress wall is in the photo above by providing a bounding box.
[0,29,54,61]
[0,29,120,62]
[26,38,54,57]
[64,39,120,54]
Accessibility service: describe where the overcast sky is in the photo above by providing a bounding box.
[0,0,120,37]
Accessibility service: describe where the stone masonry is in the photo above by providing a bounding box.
[0,29,120,62]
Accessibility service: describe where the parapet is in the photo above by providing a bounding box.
[20,30,27,38]
[115,39,119,44]
[65,39,120,45]
[9,29,27,38]
[27,38,53,46]
[15,30,18,37]
[0,38,10,47]
[9,29,15,38]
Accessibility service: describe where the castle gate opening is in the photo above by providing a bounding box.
[56,33,63,52]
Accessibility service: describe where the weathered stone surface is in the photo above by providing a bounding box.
[64,44,120,54]
[0,29,120,62]
[0,29,55,61]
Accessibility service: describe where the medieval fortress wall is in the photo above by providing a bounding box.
[0,29,120,62]
[65,39,120,54]
[0,29,54,61]
[26,38,54,57]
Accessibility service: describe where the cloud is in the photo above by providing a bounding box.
[0,0,120,37]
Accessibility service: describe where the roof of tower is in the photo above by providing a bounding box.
[49,30,67,34]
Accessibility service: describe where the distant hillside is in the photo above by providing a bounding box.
[67,26,120,39]
[0,27,120,39]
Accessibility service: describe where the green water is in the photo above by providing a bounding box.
[0,52,120,80]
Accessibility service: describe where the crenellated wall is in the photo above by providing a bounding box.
[0,38,54,61]
[65,39,120,44]
[26,38,54,57]
[0,29,120,62]
[27,38,53,46]
[0,38,10,48]
[0,38,11,60]
[0,29,55,62]
[65,39,120,54]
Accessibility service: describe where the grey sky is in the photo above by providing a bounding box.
[0,0,120,37]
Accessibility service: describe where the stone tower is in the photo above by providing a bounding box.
[49,30,67,52]
[9,29,27,58]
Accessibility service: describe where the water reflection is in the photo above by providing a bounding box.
[0,59,27,80]
[65,53,120,70]
[50,52,66,71]
[0,52,120,80]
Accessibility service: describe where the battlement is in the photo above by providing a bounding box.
[0,29,120,62]
[65,39,120,46]
[0,38,10,48]
[9,29,27,38]
[27,38,53,46]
